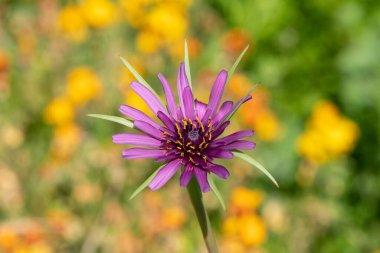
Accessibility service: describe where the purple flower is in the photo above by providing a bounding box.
[113,63,255,192]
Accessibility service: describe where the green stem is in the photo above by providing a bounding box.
[187,178,219,253]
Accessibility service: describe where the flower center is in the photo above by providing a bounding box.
[188,129,199,141]
[161,116,214,166]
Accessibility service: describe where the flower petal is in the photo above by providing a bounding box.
[112,133,161,147]
[207,149,234,159]
[180,163,195,187]
[211,130,254,146]
[149,159,182,191]
[220,140,256,150]
[158,73,178,118]
[207,70,228,116]
[212,121,230,140]
[182,86,195,119]
[213,101,233,125]
[207,164,230,179]
[119,105,161,129]
[195,100,207,119]
[122,148,166,159]
[157,111,175,133]
[134,120,163,139]
[218,94,252,125]
[194,168,210,192]
[177,63,190,117]
[130,81,167,115]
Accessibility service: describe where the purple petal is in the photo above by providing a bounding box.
[217,94,252,126]
[194,168,210,192]
[207,149,234,159]
[182,86,195,119]
[211,121,230,140]
[134,120,163,139]
[130,81,167,115]
[177,63,190,117]
[207,70,228,116]
[112,133,161,147]
[122,148,166,159]
[211,130,254,146]
[157,111,175,133]
[201,108,212,125]
[176,107,184,120]
[158,73,178,119]
[207,164,230,179]
[220,140,256,150]
[213,101,233,125]
[119,105,161,129]
[180,163,195,187]
[195,100,207,119]
[149,159,182,191]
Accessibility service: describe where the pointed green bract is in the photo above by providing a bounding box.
[232,151,279,188]
[184,40,192,90]
[120,56,163,103]
[225,85,256,122]
[209,176,226,210]
[129,166,161,200]
[88,114,133,128]
[226,45,249,85]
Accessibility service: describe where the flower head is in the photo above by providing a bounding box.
[113,63,255,192]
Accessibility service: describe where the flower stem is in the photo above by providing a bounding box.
[187,178,219,253]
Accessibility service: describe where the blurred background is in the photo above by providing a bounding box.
[0,0,379,252]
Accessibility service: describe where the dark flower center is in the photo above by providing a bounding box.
[188,129,199,141]
[161,116,214,166]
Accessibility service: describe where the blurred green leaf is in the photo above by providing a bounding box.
[129,166,161,200]
[232,151,279,187]
[184,39,193,89]
[88,114,134,128]
[120,56,164,104]
[227,45,249,85]
[209,176,226,210]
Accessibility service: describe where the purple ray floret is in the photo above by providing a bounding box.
[113,63,255,192]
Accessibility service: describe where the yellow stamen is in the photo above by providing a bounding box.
[203,156,207,162]
[182,119,188,129]
[180,152,184,157]
[189,157,195,163]
[186,142,192,147]
[175,124,183,139]
[189,145,195,150]
[196,116,205,132]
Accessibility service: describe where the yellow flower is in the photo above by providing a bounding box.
[238,215,267,247]
[66,67,102,106]
[57,5,88,42]
[250,110,281,141]
[0,228,19,251]
[146,3,187,42]
[222,216,240,236]
[44,96,75,126]
[80,0,117,28]
[230,187,264,214]
[120,0,154,27]
[136,30,162,54]
[297,101,359,164]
